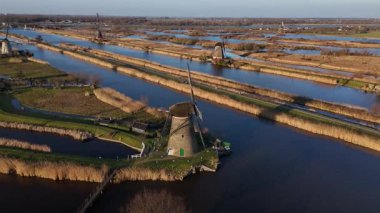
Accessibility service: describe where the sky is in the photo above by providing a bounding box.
[1,0,380,18]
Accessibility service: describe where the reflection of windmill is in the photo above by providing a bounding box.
[1,23,12,55]
[95,13,103,40]
[166,64,205,157]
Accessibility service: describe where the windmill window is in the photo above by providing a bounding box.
[181,135,184,138]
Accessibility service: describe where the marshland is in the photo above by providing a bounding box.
[1,13,380,213]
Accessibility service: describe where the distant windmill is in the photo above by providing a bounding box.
[166,64,205,157]
[1,23,12,55]
[212,41,226,63]
[95,13,103,40]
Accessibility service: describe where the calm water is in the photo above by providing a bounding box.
[0,128,136,159]
[1,41,380,212]
[11,29,380,110]
[0,174,96,213]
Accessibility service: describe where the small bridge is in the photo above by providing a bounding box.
[76,169,118,213]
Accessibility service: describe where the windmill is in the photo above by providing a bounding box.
[1,23,12,55]
[95,13,103,40]
[166,64,205,157]
[212,41,226,62]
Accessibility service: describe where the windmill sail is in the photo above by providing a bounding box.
[186,63,205,148]
[186,63,203,120]
[186,63,195,103]
[96,13,103,39]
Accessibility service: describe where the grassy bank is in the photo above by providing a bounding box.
[351,30,380,39]
[94,87,166,118]
[0,58,65,80]
[0,138,51,152]
[0,146,117,182]
[0,58,151,149]
[114,150,218,182]
[0,145,218,182]
[0,92,143,149]
[237,59,378,91]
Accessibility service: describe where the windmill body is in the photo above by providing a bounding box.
[167,102,201,157]
[212,42,226,61]
[1,39,12,55]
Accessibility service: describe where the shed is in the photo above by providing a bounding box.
[132,122,149,135]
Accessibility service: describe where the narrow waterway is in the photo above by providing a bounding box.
[1,39,380,213]
[10,29,380,110]
[0,128,136,159]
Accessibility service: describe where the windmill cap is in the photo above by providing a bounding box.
[169,102,195,117]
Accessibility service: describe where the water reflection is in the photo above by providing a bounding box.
[119,189,190,213]
[0,128,136,159]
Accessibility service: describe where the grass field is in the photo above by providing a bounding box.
[0,58,66,80]
[0,93,144,149]
[0,146,125,168]
[351,30,380,39]
[306,30,380,39]
[14,87,131,119]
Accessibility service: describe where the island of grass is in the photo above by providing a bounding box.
[0,57,220,182]
[306,30,380,39]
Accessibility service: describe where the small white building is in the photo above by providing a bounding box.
[1,38,12,55]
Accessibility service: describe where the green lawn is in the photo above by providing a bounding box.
[304,30,380,39]
[0,58,66,80]
[0,146,127,168]
[13,87,131,119]
[0,93,144,150]
[350,30,380,39]
[129,149,218,176]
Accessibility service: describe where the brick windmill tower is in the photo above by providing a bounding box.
[166,64,205,157]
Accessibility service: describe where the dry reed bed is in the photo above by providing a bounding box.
[237,57,380,85]
[0,157,108,182]
[94,87,165,118]
[113,167,182,182]
[0,121,93,141]
[94,88,146,113]
[26,57,49,65]
[116,42,201,61]
[0,138,51,152]
[66,46,379,124]
[267,57,380,76]
[35,43,380,150]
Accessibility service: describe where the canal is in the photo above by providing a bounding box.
[11,29,380,110]
[0,38,380,212]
